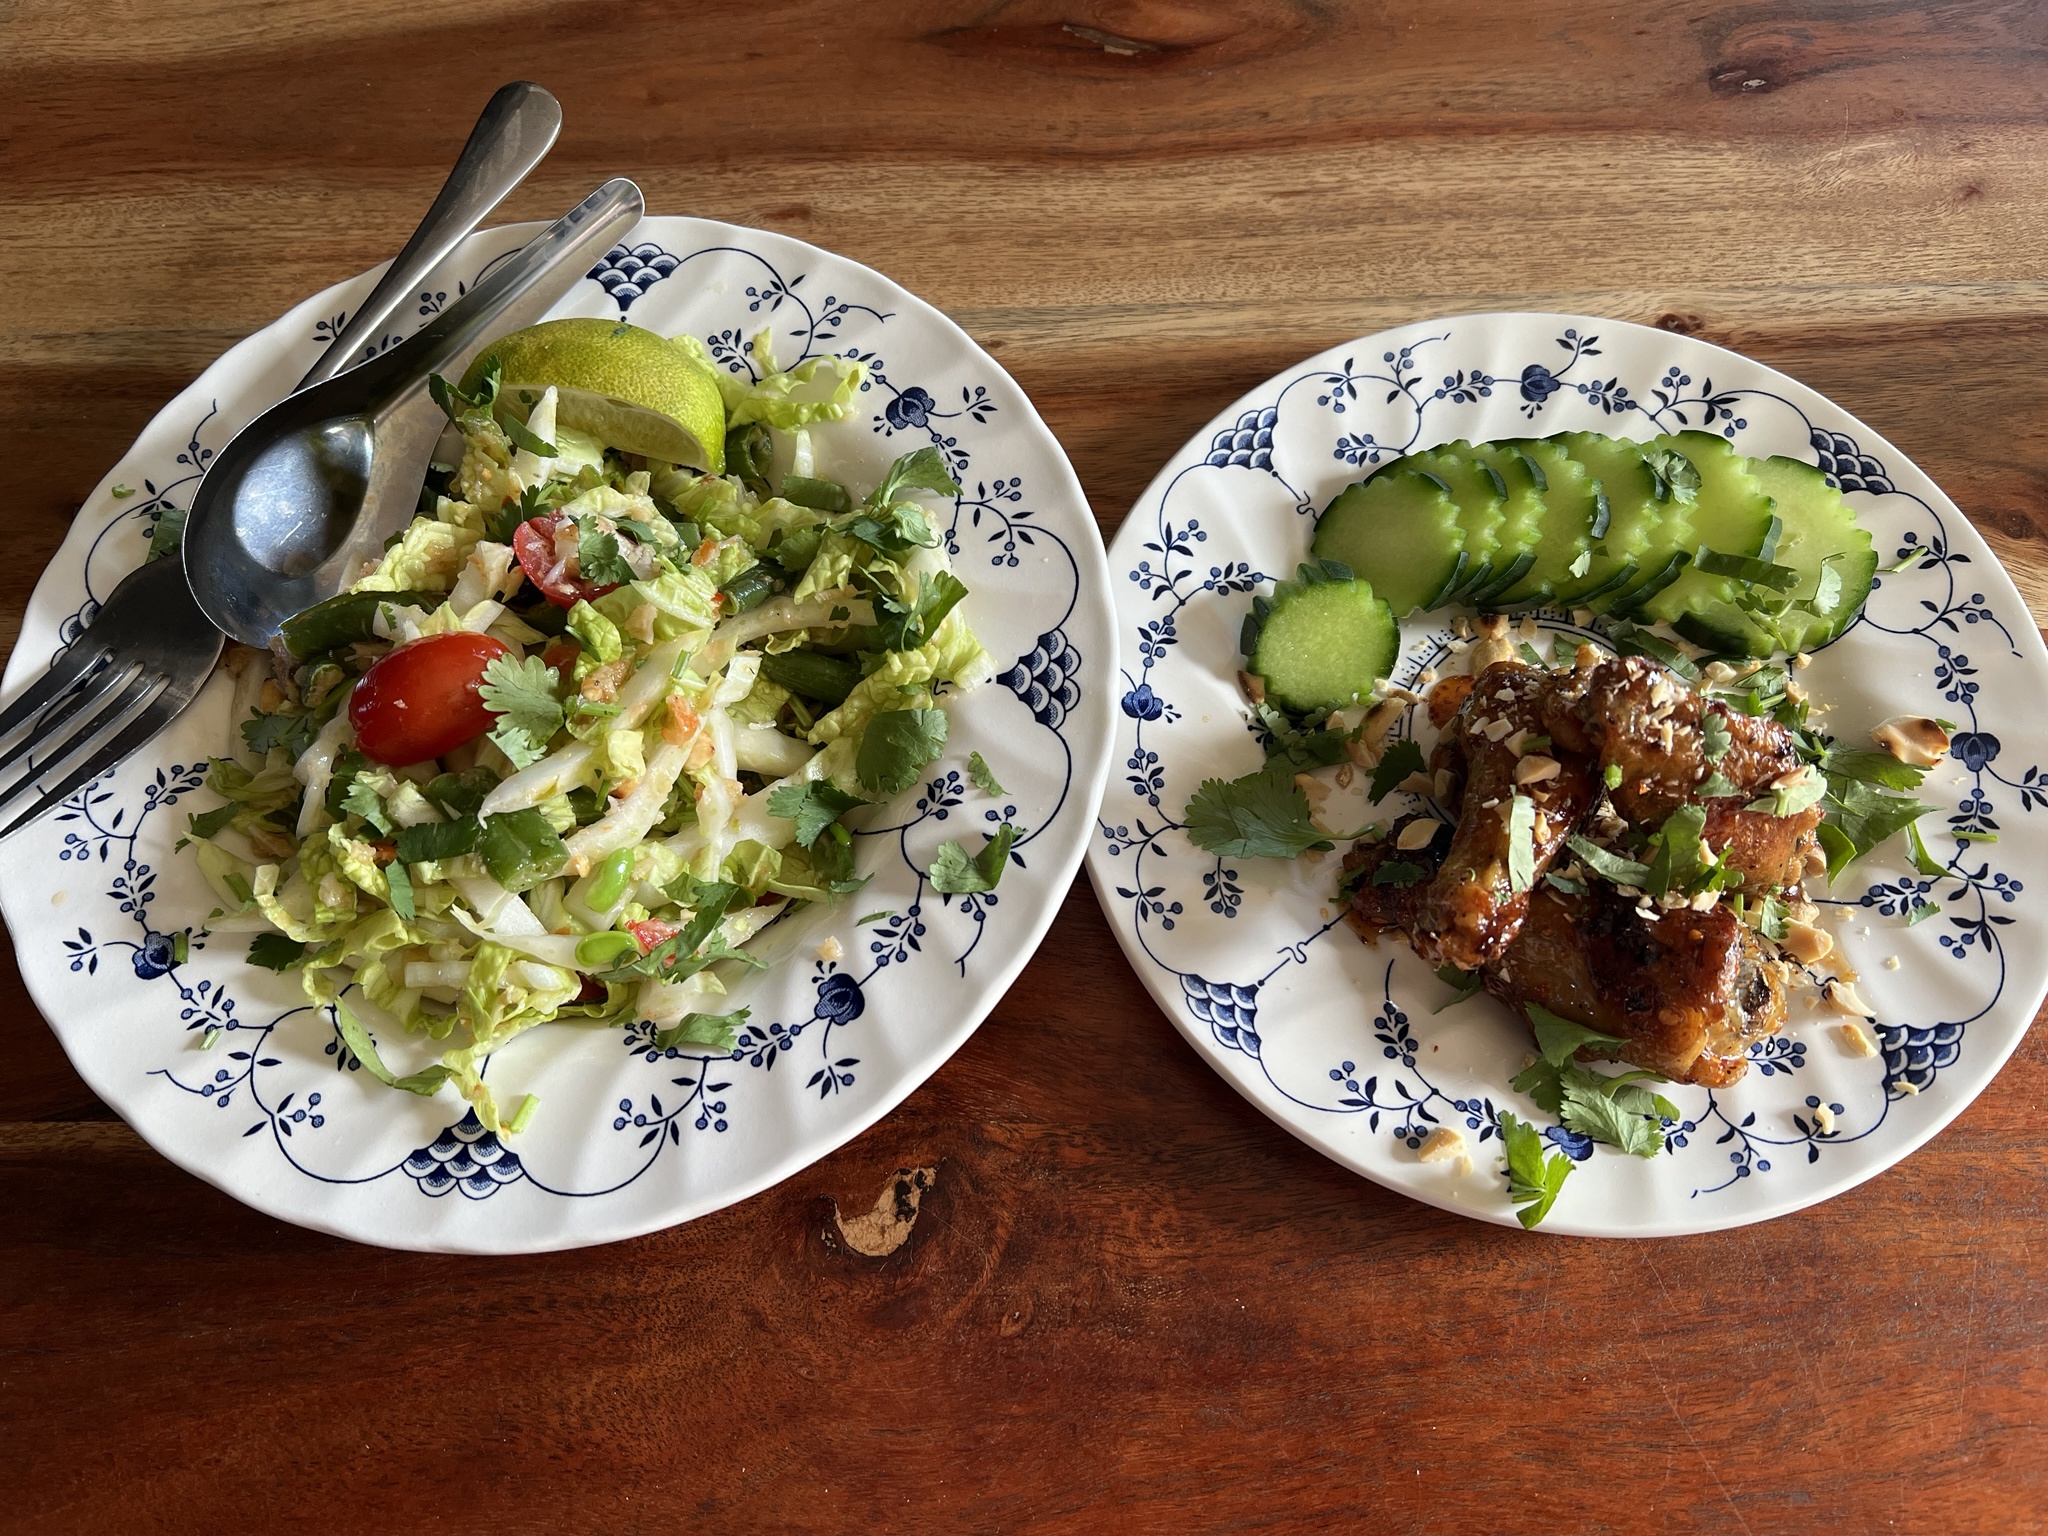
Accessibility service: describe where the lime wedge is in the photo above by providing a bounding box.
[460,318,726,473]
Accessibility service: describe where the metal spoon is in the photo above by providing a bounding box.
[184,178,645,647]
[300,80,562,391]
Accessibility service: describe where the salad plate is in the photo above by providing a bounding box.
[2,217,1113,1253]
[1088,311,2048,1237]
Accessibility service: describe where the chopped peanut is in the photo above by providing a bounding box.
[1872,715,1950,768]
[1417,1126,1467,1164]
[1396,819,1443,851]
[1514,755,1561,786]
[1780,919,1834,964]
[1822,978,1874,1017]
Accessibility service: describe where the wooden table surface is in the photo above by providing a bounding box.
[6,3,2048,1530]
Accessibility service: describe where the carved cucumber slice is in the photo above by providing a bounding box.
[1407,444,1507,600]
[1749,455,1877,654]
[1546,431,1666,606]
[1312,468,1466,616]
[1634,431,1776,632]
[1248,576,1399,713]
[1488,438,1598,607]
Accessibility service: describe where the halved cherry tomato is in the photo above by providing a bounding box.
[347,631,509,766]
[626,918,681,962]
[513,511,623,609]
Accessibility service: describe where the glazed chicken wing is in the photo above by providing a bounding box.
[1483,883,1791,1087]
[1544,652,1822,892]
[1409,662,1598,970]
[1345,827,1790,1087]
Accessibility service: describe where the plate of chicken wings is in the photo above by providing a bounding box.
[1089,312,2048,1235]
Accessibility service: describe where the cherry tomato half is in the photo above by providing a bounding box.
[513,511,623,609]
[348,631,509,766]
[626,918,681,956]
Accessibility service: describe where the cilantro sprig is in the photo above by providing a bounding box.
[479,653,567,769]
[1183,766,1369,860]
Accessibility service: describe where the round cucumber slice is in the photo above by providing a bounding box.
[1456,443,1548,604]
[1249,577,1399,713]
[1748,455,1876,654]
[1635,431,1775,631]
[1546,431,1668,605]
[1312,468,1465,616]
[1408,444,1507,599]
[1489,439,1597,607]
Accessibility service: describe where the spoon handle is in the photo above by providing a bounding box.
[360,176,647,405]
[296,81,562,391]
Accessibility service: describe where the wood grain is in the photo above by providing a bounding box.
[4,2,2048,1529]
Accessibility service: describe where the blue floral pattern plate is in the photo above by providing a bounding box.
[1,218,1113,1253]
[1087,311,2046,1237]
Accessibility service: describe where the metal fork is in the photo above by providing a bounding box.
[0,81,561,837]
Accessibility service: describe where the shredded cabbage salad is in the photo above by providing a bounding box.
[184,331,1000,1133]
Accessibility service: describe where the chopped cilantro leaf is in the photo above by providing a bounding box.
[1371,859,1429,888]
[1499,1112,1574,1229]
[188,803,238,839]
[576,522,638,588]
[501,411,558,458]
[1526,1004,1630,1067]
[767,780,869,849]
[967,751,1006,797]
[1434,964,1483,1011]
[1906,900,1942,926]
[1368,737,1427,804]
[1505,794,1537,895]
[1560,1076,1665,1156]
[1566,834,1652,890]
[341,776,393,835]
[1702,712,1731,764]
[1822,748,1927,791]
[480,653,566,743]
[929,823,1019,894]
[247,933,308,971]
[877,569,969,652]
[1184,766,1357,860]
[1748,769,1827,818]
[1756,892,1789,942]
[383,857,416,919]
[241,710,317,760]
[394,817,480,863]
[855,708,949,797]
[865,446,961,511]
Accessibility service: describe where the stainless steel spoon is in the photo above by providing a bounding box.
[184,178,645,646]
[299,80,562,391]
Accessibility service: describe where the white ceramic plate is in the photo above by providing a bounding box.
[2,218,1113,1253]
[1088,312,2046,1237]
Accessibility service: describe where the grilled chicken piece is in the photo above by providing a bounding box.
[1341,814,1447,940]
[1483,883,1791,1087]
[1544,652,1821,892]
[1410,662,1599,970]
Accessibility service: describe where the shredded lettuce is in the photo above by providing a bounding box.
[189,344,993,1139]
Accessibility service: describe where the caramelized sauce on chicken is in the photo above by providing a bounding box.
[1342,647,1818,1087]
